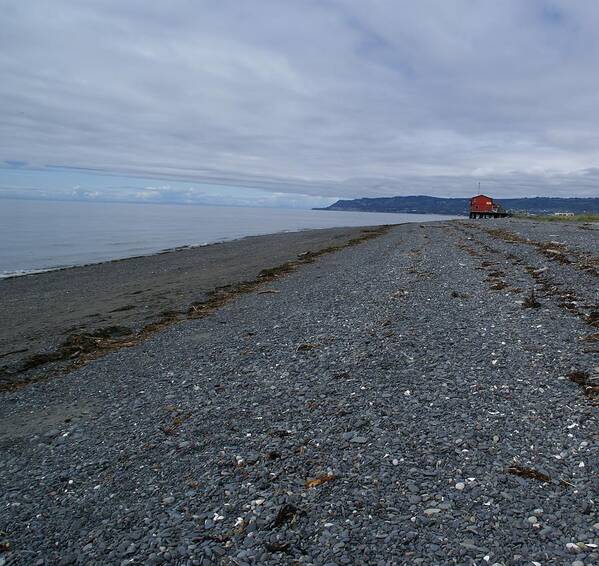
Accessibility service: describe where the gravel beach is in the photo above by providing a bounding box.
[0,219,597,565]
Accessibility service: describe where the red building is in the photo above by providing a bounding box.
[469,194,509,218]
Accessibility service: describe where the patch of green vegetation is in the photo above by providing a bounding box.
[513,213,599,222]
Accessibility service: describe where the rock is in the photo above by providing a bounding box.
[423,508,441,517]
[455,482,465,491]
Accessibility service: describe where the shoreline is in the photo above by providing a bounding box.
[0,223,396,388]
[0,201,459,280]
[0,226,366,281]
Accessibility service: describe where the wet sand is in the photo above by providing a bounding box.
[0,226,384,387]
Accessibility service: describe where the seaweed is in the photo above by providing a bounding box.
[568,371,599,400]
[270,504,299,528]
[507,465,551,483]
[522,290,541,309]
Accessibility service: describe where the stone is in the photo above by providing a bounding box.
[423,508,441,517]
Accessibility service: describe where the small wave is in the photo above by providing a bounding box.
[1,266,71,279]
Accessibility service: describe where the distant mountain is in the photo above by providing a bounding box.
[317,195,599,215]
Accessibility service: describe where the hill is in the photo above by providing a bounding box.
[318,195,599,215]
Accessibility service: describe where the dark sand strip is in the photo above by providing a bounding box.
[0,225,390,388]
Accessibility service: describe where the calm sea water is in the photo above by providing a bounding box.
[0,199,456,278]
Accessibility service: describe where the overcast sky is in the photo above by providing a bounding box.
[1,0,599,206]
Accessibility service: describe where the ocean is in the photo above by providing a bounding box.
[0,199,456,278]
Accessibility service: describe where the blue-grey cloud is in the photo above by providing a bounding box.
[1,0,599,201]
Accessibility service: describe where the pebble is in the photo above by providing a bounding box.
[423,508,441,516]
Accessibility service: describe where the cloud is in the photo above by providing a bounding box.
[1,0,599,201]
[71,186,100,200]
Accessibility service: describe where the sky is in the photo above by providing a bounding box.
[1,0,599,207]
